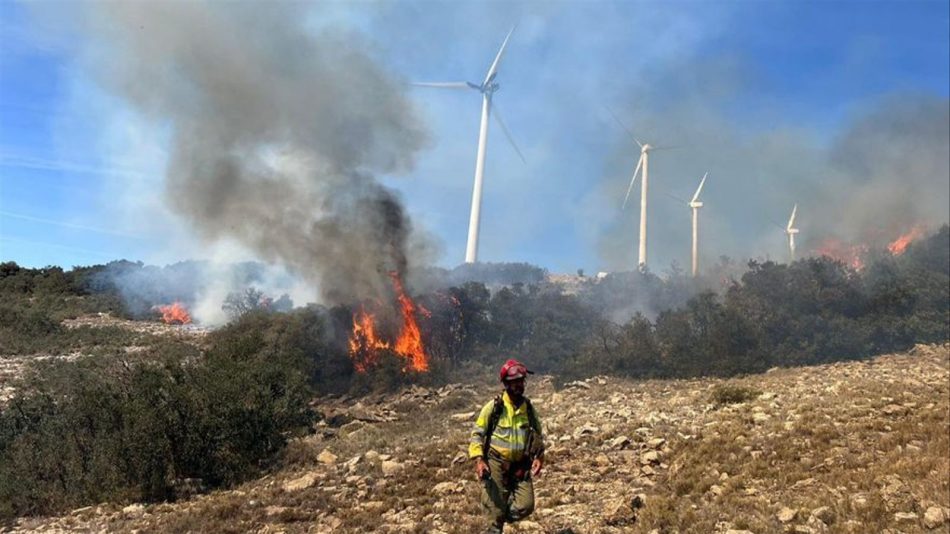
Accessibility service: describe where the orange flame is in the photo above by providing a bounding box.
[348,307,389,373]
[390,272,429,372]
[887,225,926,255]
[814,239,866,270]
[158,302,192,324]
[347,273,429,373]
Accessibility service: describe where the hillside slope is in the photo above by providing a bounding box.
[8,344,949,534]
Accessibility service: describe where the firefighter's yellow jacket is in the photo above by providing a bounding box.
[469,391,544,463]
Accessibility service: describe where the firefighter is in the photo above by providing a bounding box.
[469,359,545,534]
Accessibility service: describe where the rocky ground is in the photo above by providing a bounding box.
[0,314,208,404]
[5,343,948,534]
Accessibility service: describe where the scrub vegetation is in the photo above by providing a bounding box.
[0,226,946,520]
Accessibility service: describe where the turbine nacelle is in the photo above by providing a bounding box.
[689,201,704,209]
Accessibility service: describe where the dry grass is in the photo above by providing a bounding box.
[10,345,949,533]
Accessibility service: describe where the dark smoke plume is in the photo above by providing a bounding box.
[76,3,430,304]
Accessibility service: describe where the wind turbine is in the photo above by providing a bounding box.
[621,140,659,270]
[786,204,799,262]
[688,172,708,277]
[413,27,524,264]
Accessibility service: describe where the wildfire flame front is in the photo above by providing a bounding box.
[347,272,430,373]
[158,302,192,325]
[888,226,926,256]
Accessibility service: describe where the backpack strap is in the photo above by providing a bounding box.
[482,396,505,461]
[524,398,541,433]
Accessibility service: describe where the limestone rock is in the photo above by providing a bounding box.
[923,506,948,529]
[608,435,631,449]
[283,472,319,492]
[894,512,918,523]
[603,497,636,526]
[381,460,404,476]
[317,449,338,465]
[574,424,599,438]
[777,506,797,523]
[121,504,144,516]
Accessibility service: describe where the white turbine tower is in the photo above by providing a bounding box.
[786,204,799,262]
[621,140,656,270]
[688,172,708,277]
[413,27,524,264]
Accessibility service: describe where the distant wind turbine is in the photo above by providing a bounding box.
[620,138,679,270]
[413,26,524,264]
[688,172,708,277]
[786,204,799,262]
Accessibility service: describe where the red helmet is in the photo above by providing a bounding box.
[499,359,533,382]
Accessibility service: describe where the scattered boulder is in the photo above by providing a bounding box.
[809,506,835,526]
[924,506,948,529]
[777,507,797,523]
[381,460,404,476]
[317,449,338,465]
[603,497,636,526]
[122,504,144,516]
[574,424,599,438]
[608,436,631,449]
[283,472,319,492]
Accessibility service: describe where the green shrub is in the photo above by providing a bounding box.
[0,338,314,519]
[711,384,761,406]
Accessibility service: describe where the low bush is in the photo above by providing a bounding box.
[711,384,761,406]
[0,337,314,519]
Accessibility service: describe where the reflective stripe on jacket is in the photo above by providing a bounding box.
[468,391,543,462]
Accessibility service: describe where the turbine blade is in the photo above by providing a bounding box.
[787,203,798,230]
[603,104,642,147]
[663,191,687,204]
[691,172,708,203]
[767,216,786,232]
[650,144,681,151]
[484,25,516,85]
[490,100,526,164]
[622,155,644,209]
[411,82,472,89]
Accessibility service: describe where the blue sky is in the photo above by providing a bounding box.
[1,0,948,274]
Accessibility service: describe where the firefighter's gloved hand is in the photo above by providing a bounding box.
[475,458,490,480]
[531,457,543,478]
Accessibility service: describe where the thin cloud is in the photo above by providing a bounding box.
[0,153,146,178]
[0,210,143,239]
[0,235,116,260]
